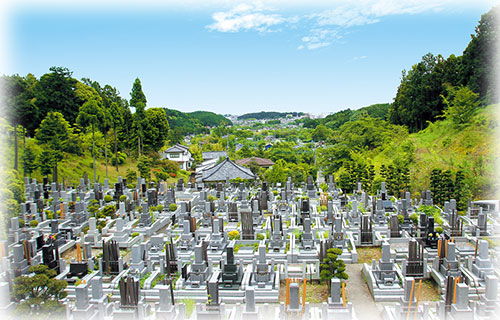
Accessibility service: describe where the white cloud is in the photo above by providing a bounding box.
[207,3,286,32]
[206,0,461,49]
[299,28,341,50]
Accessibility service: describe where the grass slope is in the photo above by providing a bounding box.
[373,104,499,199]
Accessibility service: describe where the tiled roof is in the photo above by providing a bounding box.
[165,143,189,153]
[202,151,227,160]
[201,157,256,182]
[236,157,275,167]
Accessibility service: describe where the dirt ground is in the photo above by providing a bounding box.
[415,279,440,301]
[278,280,329,303]
[356,246,382,264]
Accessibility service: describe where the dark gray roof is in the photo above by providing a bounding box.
[202,151,227,160]
[202,157,256,182]
[165,143,189,153]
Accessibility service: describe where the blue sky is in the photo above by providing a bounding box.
[2,0,497,115]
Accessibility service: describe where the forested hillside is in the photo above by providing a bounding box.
[238,111,304,120]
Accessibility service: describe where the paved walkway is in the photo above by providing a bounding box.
[345,264,383,320]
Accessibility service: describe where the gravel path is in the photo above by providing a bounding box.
[345,263,383,320]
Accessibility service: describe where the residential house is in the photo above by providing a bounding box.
[160,143,193,170]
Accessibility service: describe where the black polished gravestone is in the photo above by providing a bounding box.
[42,242,60,274]
[69,262,88,278]
[425,216,438,248]
[219,244,242,290]
[114,182,123,201]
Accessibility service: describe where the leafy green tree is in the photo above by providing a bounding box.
[460,7,499,103]
[264,159,288,184]
[109,102,123,172]
[320,248,348,287]
[126,169,137,183]
[38,150,55,178]
[12,264,67,317]
[137,155,153,181]
[22,147,38,177]
[130,78,147,156]
[430,169,443,206]
[35,67,80,127]
[0,75,38,171]
[35,112,71,182]
[311,124,331,142]
[76,100,104,183]
[142,108,170,151]
[441,85,481,127]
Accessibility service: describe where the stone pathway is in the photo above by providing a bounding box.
[345,264,383,320]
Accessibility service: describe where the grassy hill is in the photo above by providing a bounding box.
[371,104,499,199]
[4,139,188,187]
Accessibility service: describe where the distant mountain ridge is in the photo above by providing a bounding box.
[237,111,305,120]
[163,108,232,135]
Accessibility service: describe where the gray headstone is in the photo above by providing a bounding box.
[485,275,498,301]
[289,283,300,310]
[245,287,255,312]
[455,283,468,309]
[75,283,89,309]
[330,278,341,303]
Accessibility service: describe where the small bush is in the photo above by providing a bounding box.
[256,233,265,240]
[29,220,38,228]
[119,195,127,202]
[397,214,404,224]
[157,204,164,212]
[435,227,443,234]
[169,203,178,212]
[104,195,113,203]
[228,230,240,240]
[131,232,140,238]
[409,213,419,225]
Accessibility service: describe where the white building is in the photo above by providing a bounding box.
[159,143,193,170]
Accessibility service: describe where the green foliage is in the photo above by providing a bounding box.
[311,124,332,142]
[22,147,38,176]
[131,232,139,238]
[238,111,303,120]
[228,230,240,240]
[126,169,137,183]
[104,195,113,203]
[319,182,328,192]
[435,227,443,234]
[142,108,170,151]
[441,85,481,127]
[130,78,147,107]
[419,205,443,225]
[157,204,164,212]
[18,219,25,227]
[111,151,127,166]
[189,110,232,127]
[461,7,499,102]
[256,233,265,240]
[169,203,178,212]
[12,264,67,316]
[207,194,217,202]
[320,248,348,285]
[119,195,127,202]
[137,155,153,180]
[29,220,39,228]
[184,298,196,317]
[397,214,404,224]
[409,213,419,225]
